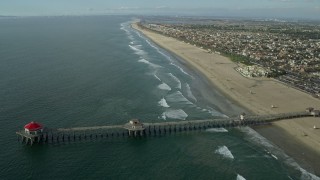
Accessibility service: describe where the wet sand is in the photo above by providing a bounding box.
[255,124,320,175]
[132,23,320,175]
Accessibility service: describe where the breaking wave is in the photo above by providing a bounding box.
[158,98,170,108]
[240,127,320,180]
[215,146,234,159]
[168,73,181,89]
[138,58,162,68]
[158,83,172,91]
[185,83,197,102]
[153,74,161,81]
[206,128,228,133]
[201,107,228,118]
[120,23,130,34]
[129,44,147,55]
[166,91,193,105]
[161,109,188,120]
[236,174,246,180]
[170,62,193,78]
[145,39,173,62]
[145,39,194,78]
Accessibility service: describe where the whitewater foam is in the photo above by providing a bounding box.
[153,74,161,81]
[120,22,136,42]
[206,128,228,133]
[135,25,194,79]
[201,107,228,118]
[128,35,134,41]
[158,83,172,91]
[168,73,181,89]
[166,91,193,105]
[138,59,162,68]
[271,154,278,160]
[162,109,188,120]
[185,83,197,102]
[145,39,173,61]
[170,62,193,78]
[145,39,194,79]
[208,108,229,118]
[129,44,147,55]
[300,168,320,180]
[240,127,320,180]
[236,174,246,180]
[135,30,144,39]
[120,23,130,34]
[215,146,234,159]
[160,113,167,120]
[158,98,170,108]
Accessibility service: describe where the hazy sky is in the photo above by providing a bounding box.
[1,0,320,19]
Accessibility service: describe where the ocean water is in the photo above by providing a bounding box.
[0,16,318,179]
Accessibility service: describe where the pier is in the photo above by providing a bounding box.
[16,110,319,145]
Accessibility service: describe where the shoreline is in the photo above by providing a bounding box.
[254,123,320,175]
[132,22,320,175]
[165,47,252,117]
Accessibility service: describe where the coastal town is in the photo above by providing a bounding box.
[138,19,320,97]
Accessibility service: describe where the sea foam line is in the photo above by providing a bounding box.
[185,83,197,102]
[166,91,193,105]
[129,44,147,55]
[120,22,134,40]
[134,29,144,39]
[120,23,130,33]
[204,107,229,118]
[168,73,182,89]
[145,39,173,61]
[206,128,228,133]
[240,127,320,180]
[137,29,193,79]
[145,38,194,78]
[138,59,162,68]
[154,73,161,82]
[170,62,193,78]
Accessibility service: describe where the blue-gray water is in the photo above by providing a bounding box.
[0,16,317,179]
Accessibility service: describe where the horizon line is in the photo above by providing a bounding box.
[1,13,320,22]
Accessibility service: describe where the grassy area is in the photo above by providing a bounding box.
[222,52,253,65]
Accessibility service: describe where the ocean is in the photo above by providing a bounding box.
[0,15,318,179]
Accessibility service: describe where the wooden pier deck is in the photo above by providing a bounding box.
[56,111,311,132]
[57,125,124,132]
[16,111,318,145]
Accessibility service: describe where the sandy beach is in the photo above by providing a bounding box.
[132,23,320,174]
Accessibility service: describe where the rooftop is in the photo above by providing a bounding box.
[24,121,43,131]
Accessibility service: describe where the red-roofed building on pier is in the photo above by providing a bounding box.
[24,121,43,135]
[16,121,45,145]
